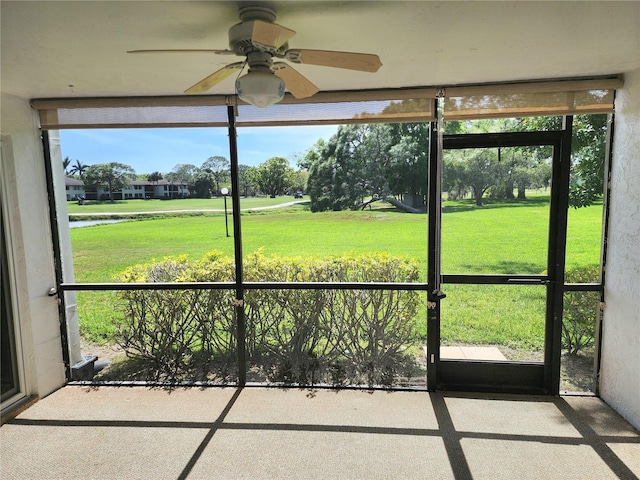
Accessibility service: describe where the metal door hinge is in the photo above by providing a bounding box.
[231,298,244,307]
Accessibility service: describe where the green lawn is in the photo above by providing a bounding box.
[71,208,427,283]
[70,196,603,348]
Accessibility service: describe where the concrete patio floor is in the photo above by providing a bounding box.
[1,386,639,479]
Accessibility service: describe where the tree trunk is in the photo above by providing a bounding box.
[473,188,483,206]
[505,187,515,199]
[385,196,424,213]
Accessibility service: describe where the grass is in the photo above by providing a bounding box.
[71,208,428,283]
[69,195,604,348]
[441,284,547,350]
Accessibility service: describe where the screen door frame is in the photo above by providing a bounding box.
[427,121,572,395]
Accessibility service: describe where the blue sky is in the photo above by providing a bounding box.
[60,125,338,174]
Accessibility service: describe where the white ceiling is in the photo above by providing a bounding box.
[2,1,639,100]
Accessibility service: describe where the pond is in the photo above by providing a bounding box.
[69,219,128,228]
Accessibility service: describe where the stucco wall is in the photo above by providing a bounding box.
[600,68,640,430]
[0,92,66,404]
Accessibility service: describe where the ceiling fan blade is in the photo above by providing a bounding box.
[128,49,235,55]
[184,62,244,94]
[251,20,296,49]
[284,49,382,73]
[273,63,319,99]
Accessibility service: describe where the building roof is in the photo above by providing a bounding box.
[66,177,188,187]
[65,177,84,186]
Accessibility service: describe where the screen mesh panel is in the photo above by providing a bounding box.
[443,78,621,120]
[444,90,616,120]
[32,78,621,130]
[37,105,230,129]
[236,97,435,126]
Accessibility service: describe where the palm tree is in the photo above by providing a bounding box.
[62,156,71,174]
[147,172,162,198]
[147,171,163,184]
[69,159,88,179]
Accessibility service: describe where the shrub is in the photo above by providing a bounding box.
[243,251,422,385]
[320,254,421,385]
[115,253,236,380]
[115,257,201,379]
[563,265,600,355]
[115,250,423,384]
[187,252,237,358]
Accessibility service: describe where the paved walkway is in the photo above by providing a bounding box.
[69,200,306,217]
[440,346,508,360]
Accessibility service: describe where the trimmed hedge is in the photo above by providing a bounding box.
[563,265,600,355]
[115,250,423,385]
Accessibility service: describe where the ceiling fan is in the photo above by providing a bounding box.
[128,5,382,107]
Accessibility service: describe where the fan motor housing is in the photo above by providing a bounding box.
[228,22,258,54]
[230,5,279,55]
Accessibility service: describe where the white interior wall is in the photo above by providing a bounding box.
[0,93,66,406]
[600,68,640,430]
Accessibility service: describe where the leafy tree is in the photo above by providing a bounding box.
[84,162,135,202]
[487,146,552,200]
[192,171,215,198]
[441,118,557,203]
[296,139,325,171]
[387,123,430,208]
[306,125,387,211]
[569,115,608,208]
[255,157,294,198]
[170,164,197,196]
[306,123,430,212]
[307,156,337,211]
[442,156,468,200]
[465,150,499,206]
[306,114,606,212]
[290,170,309,194]
[379,98,433,117]
[237,164,257,197]
[444,149,498,206]
[512,149,551,199]
[171,164,197,182]
[290,147,315,195]
[201,156,230,195]
[517,114,608,208]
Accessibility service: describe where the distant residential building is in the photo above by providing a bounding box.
[123,180,149,199]
[64,177,86,200]
[154,179,190,199]
[65,177,190,200]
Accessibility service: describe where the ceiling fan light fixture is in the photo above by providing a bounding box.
[236,70,285,108]
[129,5,382,101]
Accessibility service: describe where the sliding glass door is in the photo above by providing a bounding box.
[1,205,21,404]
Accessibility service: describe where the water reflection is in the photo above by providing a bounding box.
[69,219,127,228]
